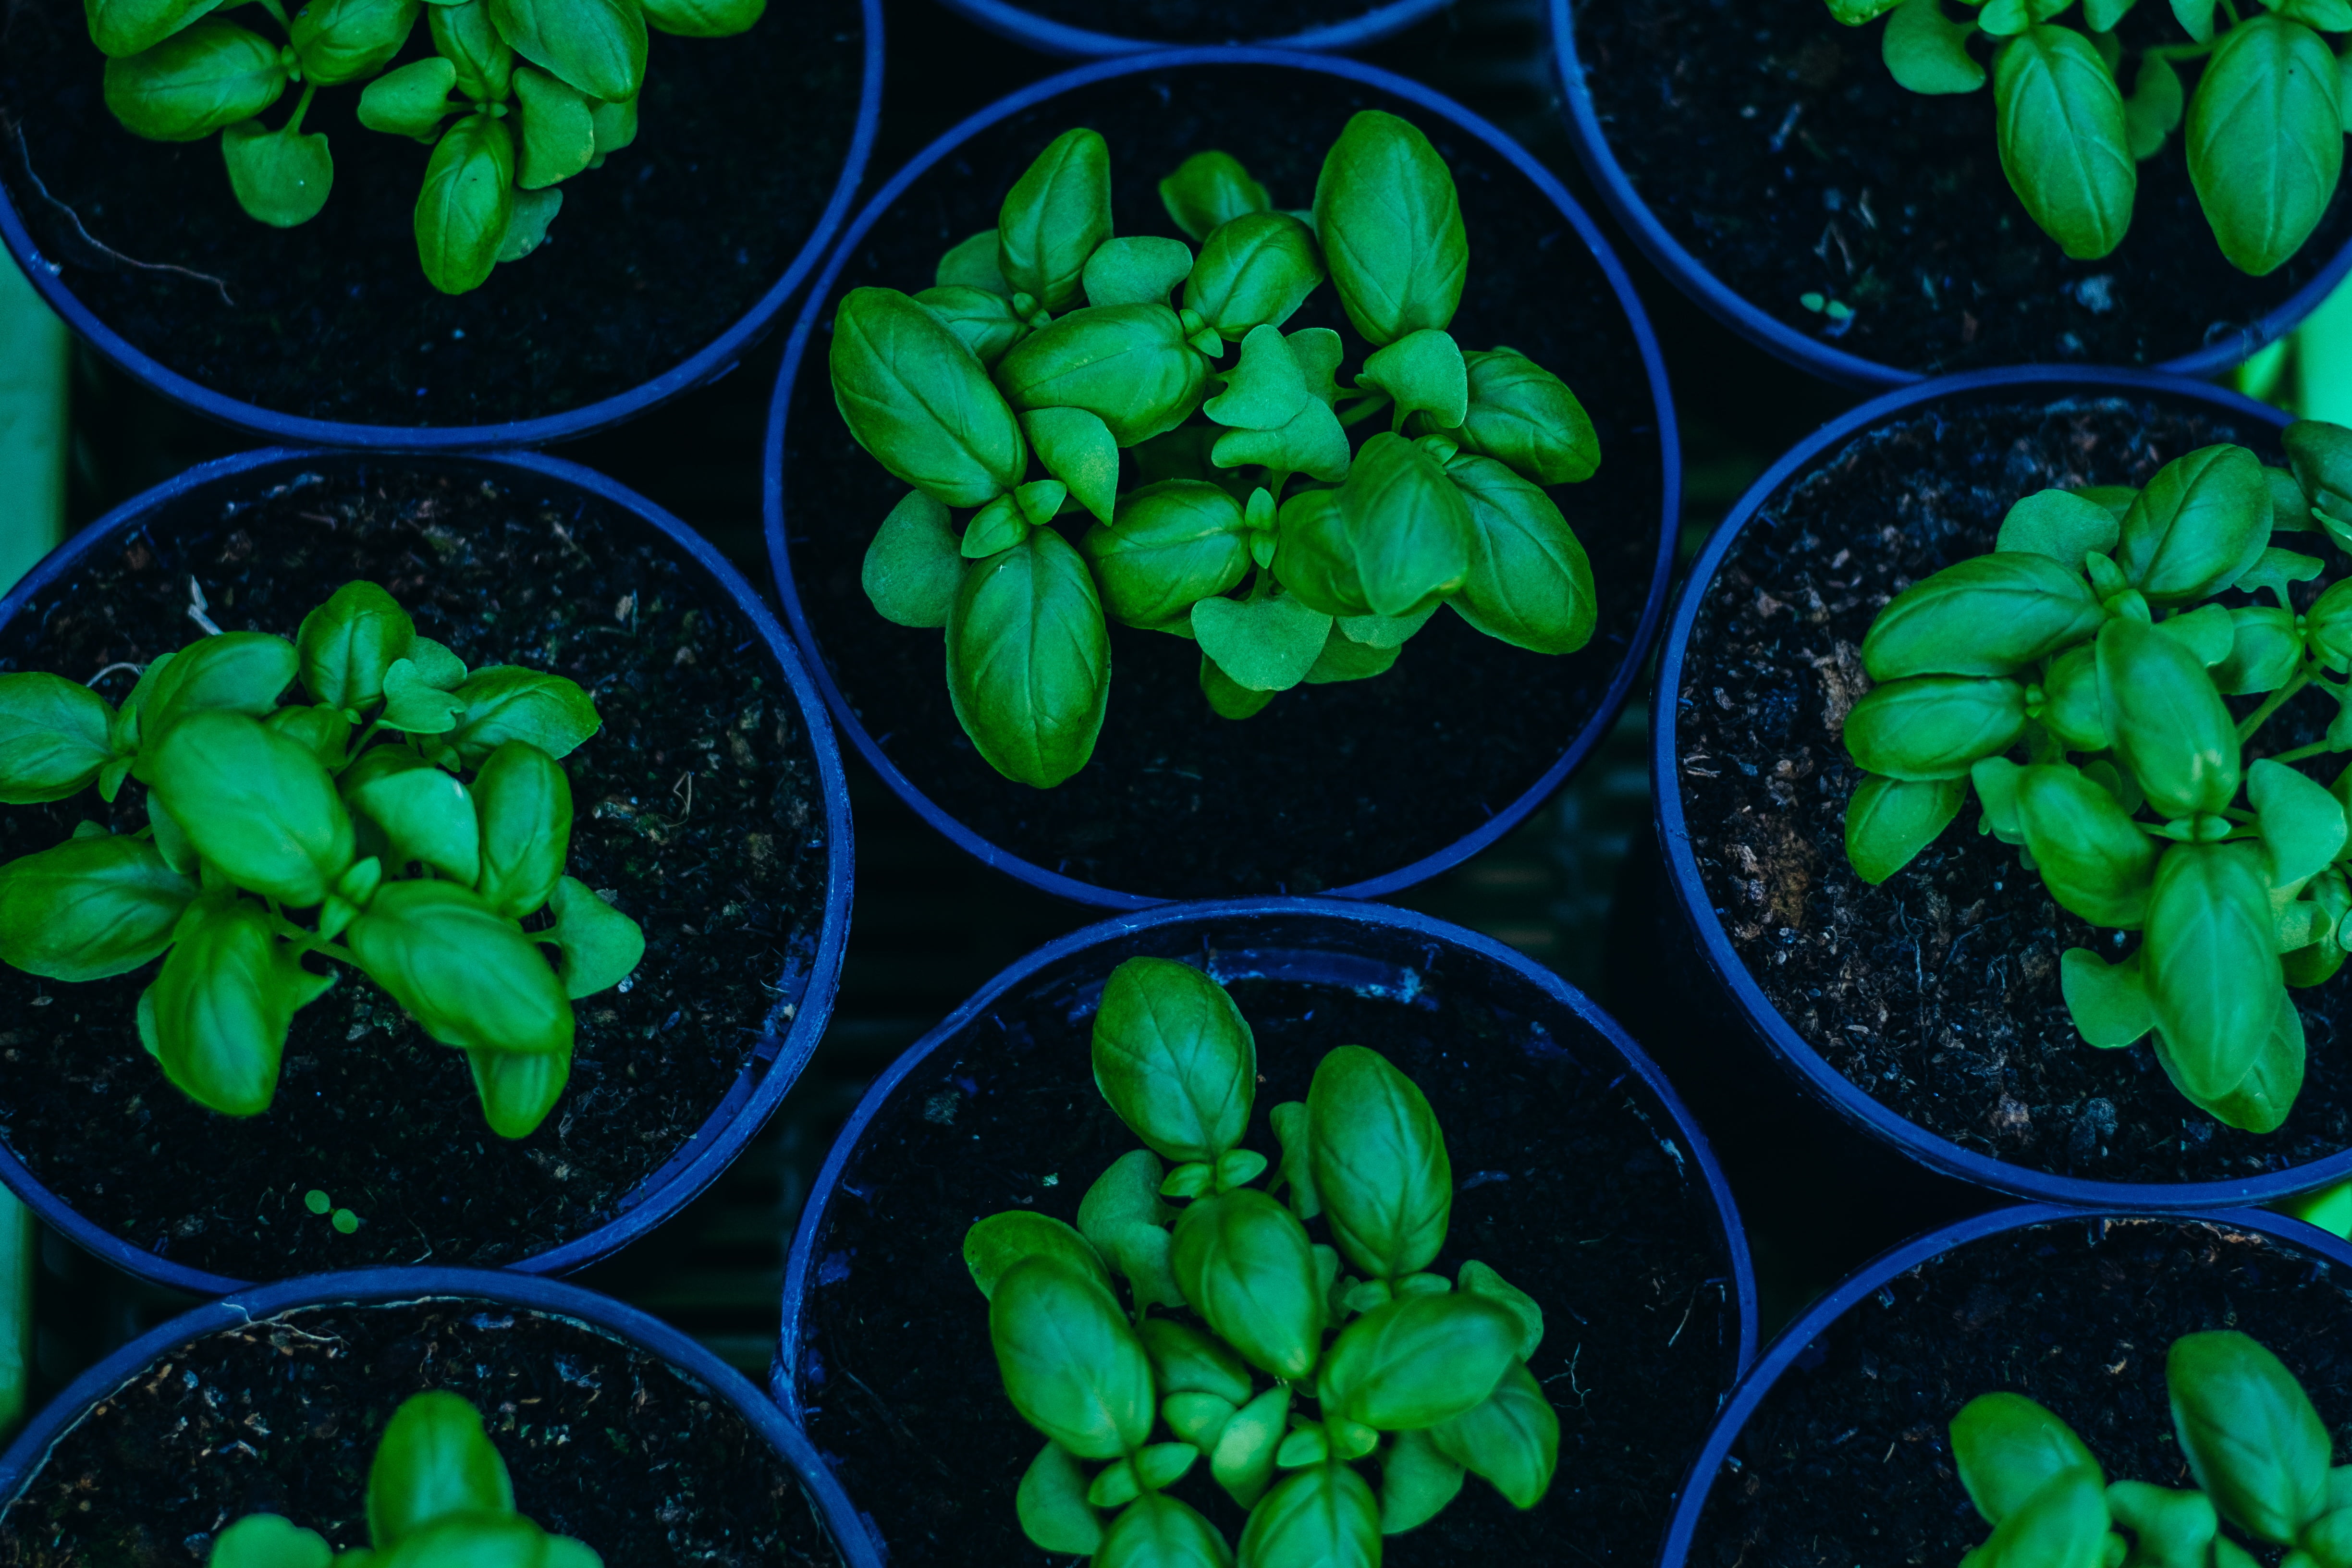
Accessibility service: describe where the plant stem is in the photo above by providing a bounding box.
[1336,394,1390,429]
[268,913,350,964]
[285,80,317,136]
[2271,740,2337,766]
[2239,669,2311,744]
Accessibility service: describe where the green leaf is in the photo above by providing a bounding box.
[1089,1444,1200,1508]
[2114,444,2271,604]
[348,879,572,1056]
[0,674,116,803]
[2251,758,2346,891]
[137,631,298,756]
[460,1041,566,1139]
[367,1391,515,1549]
[636,0,758,37]
[1842,675,2029,781]
[2102,1481,2217,1567]
[2014,763,2156,928]
[1444,454,1595,655]
[1301,628,1399,686]
[1307,1044,1451,1279]
[1091,956,1256,1163]
[1359,329,1467,430]
[147,711,354,906]
[1213,1386,1290,1509]
[1171,1189,1325,1381]
[1378,1429,1466,1535]
[1183,212,1323,345]
[148,895,331,1116]
[416,113,514,294]
[935,229,1012,297]
[862,490,966,628]
[2085,0,2138,24]
[965,1211,1111,1300]
[370,1513,590,1567]
[1237,1463,1379,1568]
[1965,1466,2113,1568]
[2161,983,2303,1134]
[1863,551,2106,681]
[380,659,468,735]
[1337,607,1437,650]
[103,19,286,139]
[1102,1217,1187,1311]
[831,286,1029,508]
[2060,946,2156,1047]
[1315,1290,1519,1433]
[2143,843,2281,1102]
[468,740,569,918]
[1079,1148,1171,1250]
[1313,109,1466,346]
[512,66,591,189]
[1267,1100,1321,1221]
[1827,0,1904,17]
[988,1255,1155,1460]
[1980,0,2070,32]
[1428,1360,1556,1509]
[1884,0,1987,94]
[2187,12,2343,276]
[499,184,560,261]
[0,834,196,980]
[485,0,643,102]
[1950,1391,2102,1524]
[2095,618,2239,818]
[995,304,1210,449]
[1845,773,1967,885]
[533,875,641,998]
[1274,434,1471,620]
[1210,398,1350,484]
[1455,1261,1543,1361]
[1161,150,1270,243]
[995,128,1113,316]
[429,0,511,103]
[85,0,230,58]
[222,112,332,227]
[2126,52,2185,160]
[1994,488,2121,564]
[2169,1331,2332,1544]
[1019,408,1118,528]
[1082,236,1195,309]
[912,285,1027,368]
[290,0,417,82]
[208,1514,333,1568]
[1204,324,1311,432]
[2288,421,2352,520]
[1441,348,1598,486]
[1095,1493,1232,1568]
[341,746,482,882]
[1164,1391,1239,1451]
[1015,1443,1102,1556]
[961,494,1030,561]
[1079,480,1249,630]
[1993,25,2136,260]
[946,529,1110,789]
[1193,592,1333,694]
[1200,655,1274,720]
[444,666,599,766]
[1142,1317,1253,1405]
[2235,546,2324,610]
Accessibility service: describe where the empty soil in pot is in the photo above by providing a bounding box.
[1005,0,1403,41]
[0,458,830,1279]
[0,0,862,428]
[0,1296,835,1565]
[1689,1217,2352,1567]
[778,62,1667,900]
[1674,392,2352,1186]
[792,951,1742,1567]
[1571,0,2352,375]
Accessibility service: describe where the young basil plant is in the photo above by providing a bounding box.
[1947,1330,2352,1568]
[0,580,646,1139]
[1827,0,2352,274]
[830,110,1606,789]
[206,1388,602,1567]
[965,956,1556,1566]
[1842,419,2352,1135]
[89,0,761,292]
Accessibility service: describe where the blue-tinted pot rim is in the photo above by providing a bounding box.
[0,445,854,1297]
[1654,1201,2352,1567]
[0,1264,870,1560]
[773,895,1760,1568]
[0,0,882,451]
[932,0,1451,57]
[1546,0,2352,392]
[763,45,1681,911]
[1650,363,2336,1210]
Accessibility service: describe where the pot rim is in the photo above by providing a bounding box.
[0,0,884,450]
[0,1263,871,1560]
[761,43,1682,911]
[0,444,855,1296]
[1546,0,2352,392]
[773,894,1760,1568]
[931,0,1452,57]
[1648,363,2341,1209]
[1654,1200,2352,1568]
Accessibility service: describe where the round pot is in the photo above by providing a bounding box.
[1549,0,2352,390]
[0,0,882,446]
[0,446,852,1295]
[765,47,1678,910]
[1629,365,2352,1253]
[1659,1203,2352,1568]
[933,0,1450,56]
[776,896,1757,1568]
[0,1265,867,1563]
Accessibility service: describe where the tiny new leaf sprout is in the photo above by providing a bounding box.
[965,956,1556,1567]
[831,112,1605,789]
[1825,0,2352,275]
[207,1389,601,1567]
[1841,419,2352,1134]
[0,580,646,1139]
[1947,1331,2352,1568]
[89,0,762,292]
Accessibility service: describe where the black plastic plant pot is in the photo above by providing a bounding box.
[934,0,1450,56]
[1618,364,2352,1282]
[764,48,1678,910]
[1549,0,2352,390]
[776,897,1757,1568]
[0,1265,867,1563]
[1659,1203,2352,1567]
[0,447,852,1294]
[0,0,880,447]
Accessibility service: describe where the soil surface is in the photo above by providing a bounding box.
[1674,393,2352,1187]
[1689,1217,2352,1567]
[0,1298,836,1566]
[1571,0,2352,376]
[0,457,829,1279]
[791,933,1743,1567]
[0,0,863,428]
[777,63,1668,902]
[1011,0,1407,41]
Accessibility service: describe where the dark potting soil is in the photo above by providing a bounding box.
[1675,394,2352,1187]
[1008,0,1398,42]
[793,961,1743,1567]
[1571,0,2352,375]
[0,1298,836,1566]
[1689,1218,2352,1567]
[779,64,1668,901]
[0,460,829,1279]
[0,0,862,428]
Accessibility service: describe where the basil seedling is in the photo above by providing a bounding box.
[966,957,1557,1563]
[1826,0,2351,274]
[88,0,763,291]
[830,111,1606,788]
[207,1389,601,1566]
[1948,1330,2352,1568]
[1841,418,2352,1134]
[0,580,645,1139]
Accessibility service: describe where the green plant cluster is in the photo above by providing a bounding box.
[830,110,1604,789]
[1841,419,2352,1133]
[207,1389,600,1566]
[0,580,644,1139]
[1949,1331,2352,1568]
[1825,0,2351,274]
[967,957,1556,1568]
[87,0,761,292]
